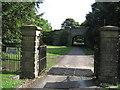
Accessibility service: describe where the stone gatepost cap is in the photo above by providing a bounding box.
[21,25,42,31]
[100,26,120,31]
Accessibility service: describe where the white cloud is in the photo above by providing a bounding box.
[38,0,95,29]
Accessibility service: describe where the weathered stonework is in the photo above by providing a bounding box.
[53,26,87,46]
[20,25,42,78]
[67,26,87,46]
[97,26,120,84]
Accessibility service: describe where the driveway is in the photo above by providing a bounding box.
[25,46,99,89]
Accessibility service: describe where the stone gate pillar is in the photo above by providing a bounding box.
[98,26,120,84]
[0,35,1,87]
[20,25,42,78]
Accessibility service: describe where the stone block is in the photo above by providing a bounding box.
[98,76,118,84]
[22,41,35,47]
[22,46,35,51]
[100,30,119,38]
[21,25,41,36]
[20,72,35,79]
[22,51,35,58]
[22,36,35,42]
[100,26,120,35]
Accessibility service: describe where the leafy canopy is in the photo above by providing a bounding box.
[2,2,52,44]
[81,2,120,47]
[61,18,80,29]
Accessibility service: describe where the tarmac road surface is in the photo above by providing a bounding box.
[25,46,99,89]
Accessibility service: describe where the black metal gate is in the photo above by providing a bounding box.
[2,43,21,73]
[39,37,46,74]
[118,34,120,82]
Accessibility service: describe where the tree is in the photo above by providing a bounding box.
[35,17,52,32]
[61,18,80,28]
[2,2,43,44]
[81,2,120,48]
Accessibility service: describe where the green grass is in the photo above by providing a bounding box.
[46,46,73,68]
[47,46,73,56]
[1,74,23,89]
[1,52,22,89]
[1,45,72,88]
[83,47,94,55]
[105,85,120,90]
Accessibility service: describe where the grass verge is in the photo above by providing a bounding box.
[105,85,120,90]
[1,46,72,88]
[46,46,73,68]
[1,74,23,89]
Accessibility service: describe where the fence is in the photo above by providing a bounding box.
[2,43,21,73]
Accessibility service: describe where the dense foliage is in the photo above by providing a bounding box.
[2,2,36,44]
[42,31,54,45]
[2,2,52,44]
[59,30,68,45]
[81,2,120,47]
[35,17,52,32]
[61,18,80,29]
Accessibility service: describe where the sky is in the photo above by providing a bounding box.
[38,0,95,29]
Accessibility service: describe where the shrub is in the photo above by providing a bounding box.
[59,30,68,45]
[42,31,54,45]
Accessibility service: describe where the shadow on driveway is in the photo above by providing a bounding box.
[44,76,98,89]
[47,67,94,77]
